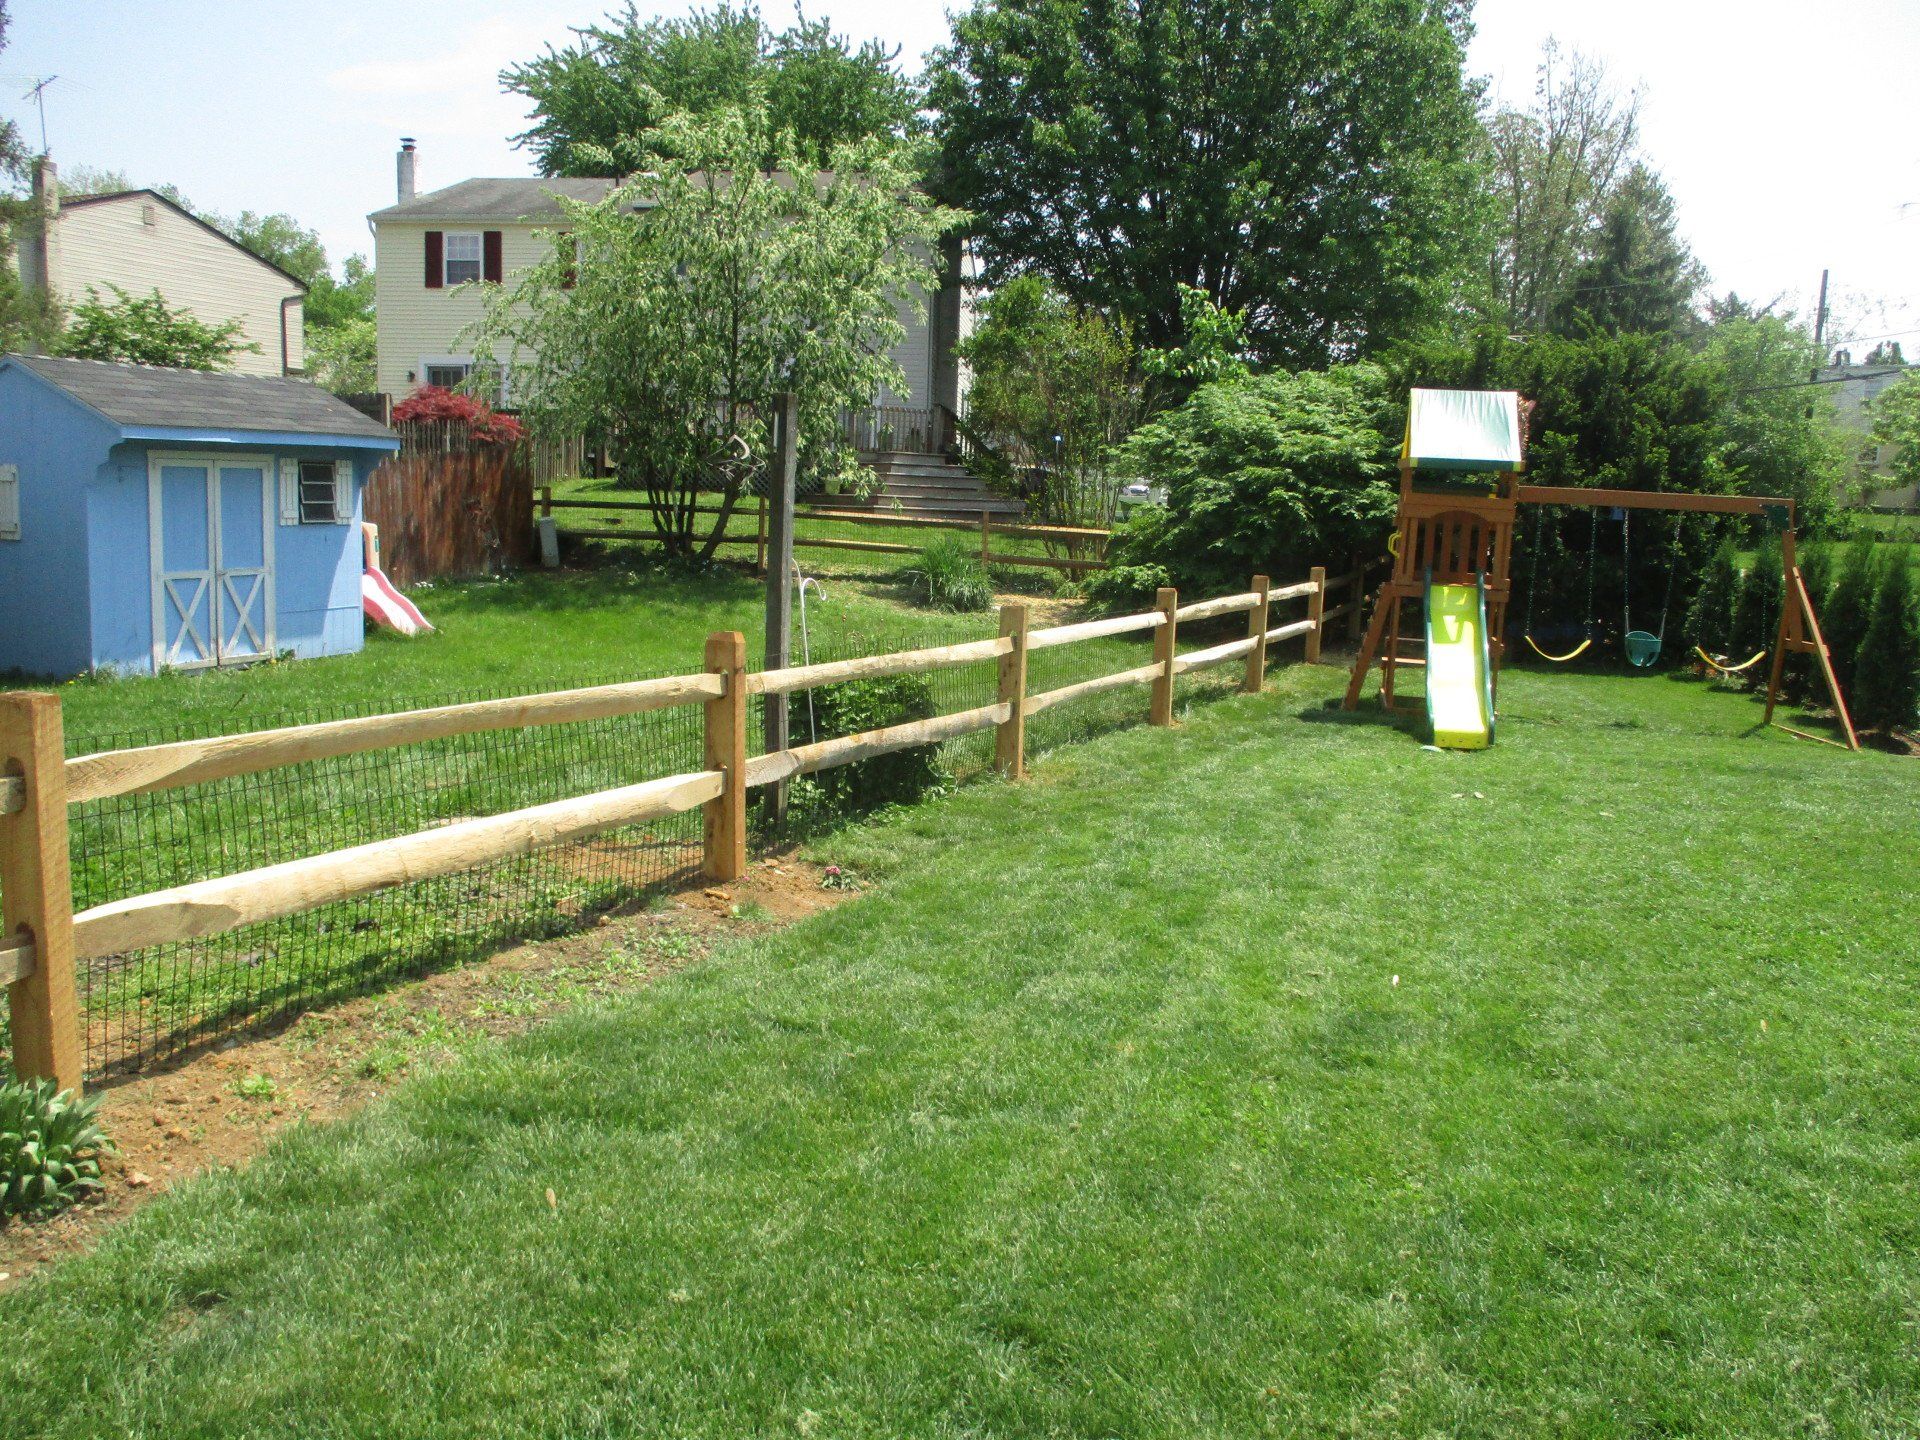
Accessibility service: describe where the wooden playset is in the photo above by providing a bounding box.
[1344,388,1858,752]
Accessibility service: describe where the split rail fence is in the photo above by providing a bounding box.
[2,564,1367,1091]
[539,489,1113,575]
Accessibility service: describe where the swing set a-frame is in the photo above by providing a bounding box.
[1343,388,1859,752]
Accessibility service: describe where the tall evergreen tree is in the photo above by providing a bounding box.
[1851,557,1920,733]
[1821,537,1879,698]
[1551,164,1703,335]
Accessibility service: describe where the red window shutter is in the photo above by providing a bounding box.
[424,230,444,289]
[483,230,503,284]
[559,233,576,289]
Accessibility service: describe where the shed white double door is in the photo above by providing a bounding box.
[148,454,276,669]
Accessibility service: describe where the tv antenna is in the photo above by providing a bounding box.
[21,75,56,154]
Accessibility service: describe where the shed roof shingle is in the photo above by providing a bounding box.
[368,177,624,223]
[5,354,397,442]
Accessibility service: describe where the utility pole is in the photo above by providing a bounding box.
[1813,268,1830,355]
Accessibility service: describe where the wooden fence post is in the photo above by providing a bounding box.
[1243,575,1271,694]
[755,493,769,577]
[995,603,1030,778]
[1306,565,1327,663]
[1,692,81,1092]
[980,511,991,567]
[1151,587,1179,726]
[702,633,747,882]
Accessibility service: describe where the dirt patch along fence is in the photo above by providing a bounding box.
[363,424,534,587]
[1,565,1360,1090]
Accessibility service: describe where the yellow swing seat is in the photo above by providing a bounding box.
[1694,646,1768,676]
[1526,633,1592,663]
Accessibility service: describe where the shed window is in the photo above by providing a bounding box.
[443,232,483,286]
[298,460,346,524]
[0,463,18,541]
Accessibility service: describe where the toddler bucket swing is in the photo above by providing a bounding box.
[1620,509,1679,668]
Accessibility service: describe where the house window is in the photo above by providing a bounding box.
[443,231,483,286]
[298,460,345,523]
[425,361,473,390]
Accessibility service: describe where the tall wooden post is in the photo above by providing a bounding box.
[1306,565,1327,663]
[1151,586,1179,726]
[755,493,768,576]
[1243,575,1271,694]
[703,633,747,881]
[980,510,991,567]
[995,603,1030,778]
[761,392,798,825]
[1,692,81,1092]
[1763,526,1796,726]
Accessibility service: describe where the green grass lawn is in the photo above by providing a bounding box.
[50,556,984,753]
[5,662,1916,1436]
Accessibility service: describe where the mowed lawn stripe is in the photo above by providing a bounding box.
[2,665,1915,1437]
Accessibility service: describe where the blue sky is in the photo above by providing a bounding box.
[6,0,1916,354]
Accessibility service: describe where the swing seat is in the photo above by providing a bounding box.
[1525,633,1592,663]
[1623,630,1663,667]
[1694,646,1768,676]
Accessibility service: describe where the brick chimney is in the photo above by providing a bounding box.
[18,156,59,301]
[397,138,417,203]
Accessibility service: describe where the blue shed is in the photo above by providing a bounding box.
[0,355,401,677]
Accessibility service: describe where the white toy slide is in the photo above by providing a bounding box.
[362,523,433,636]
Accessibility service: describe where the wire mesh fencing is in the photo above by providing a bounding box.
[27,606,1270,1079]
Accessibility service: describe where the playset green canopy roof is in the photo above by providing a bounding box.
[1401,388,1524,472]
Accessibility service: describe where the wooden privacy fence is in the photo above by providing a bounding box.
[364,432,534,587]
[2,565,1356,1092]
[540,489,1112,575]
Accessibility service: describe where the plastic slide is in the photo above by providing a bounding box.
[1424,576,1493,750]
[362,522,433,636]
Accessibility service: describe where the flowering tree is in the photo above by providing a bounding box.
[478,106,958,561]
[393,385,524,445]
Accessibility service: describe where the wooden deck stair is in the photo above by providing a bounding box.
[810,450,1025,522]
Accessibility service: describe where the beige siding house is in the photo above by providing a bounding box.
[17,161,306,377]
[368,142,963,414]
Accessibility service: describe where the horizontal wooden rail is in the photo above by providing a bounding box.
[1022,662,1163,716]
[1515,485,1794,519]
[0,775,21,815]
[65,673,725,805]
[71,769,724,961]
[982,551,1107,573]
[1268,580,1319,601]
[743,702,1010,788]
[1173,635,1259,675]
[1175,591,1260,623]
[545,495,1110,544]
[1265,618,1315,644]
[0,933,34,986]
[748,637,1012,696]
[1028,611,1165,651]
[563,527,1100,571]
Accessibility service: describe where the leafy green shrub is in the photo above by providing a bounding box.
[1082,562,1174,614]
[2,1080,112,1220]
[1103,365,1397,598]
[801,672,946,814]
[1851,556,1920,733]
[902,537,993,612]
[1822,538,1879,697]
